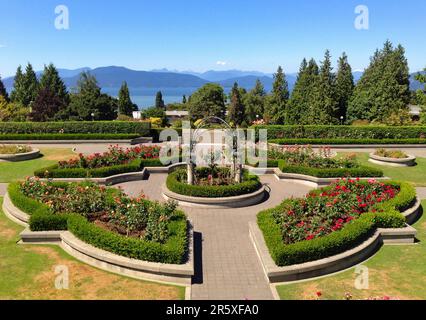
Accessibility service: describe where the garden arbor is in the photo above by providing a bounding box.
[186,117,242,185]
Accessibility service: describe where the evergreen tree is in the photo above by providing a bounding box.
[308,50,338,124]
[182,95,187,104]
[155,91,165,109]
[335,53,354,122]
[21,63,39,107]
[415,68,426,122]
[10,66,25,104]
[0,75,9,101]
[244,79,266,124]
[288,58,319,124]
[60,72,116,121]
[227,82,245,126]
[347,41,410,123]
[39,63,69,105]
[264,66,289,124]
[117,81,136,116]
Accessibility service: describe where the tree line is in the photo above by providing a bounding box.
[0,40,424,125]
[188,40,422,126]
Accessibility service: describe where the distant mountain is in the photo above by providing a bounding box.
[218,75,297,92]
[193,70,270,82]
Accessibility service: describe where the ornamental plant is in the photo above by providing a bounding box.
[268,145,356,169]
[272,178,399,244]
[19,177,178,243]
[374,148,408,159]
[58,144,161,169]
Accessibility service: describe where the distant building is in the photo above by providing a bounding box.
[166,110,189,123]
[132,111,142,120]
[409,105,421,121]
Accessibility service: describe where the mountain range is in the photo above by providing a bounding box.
[3,66,424,93]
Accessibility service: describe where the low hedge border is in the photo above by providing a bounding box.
[278,160,384,178]
[270,138,426,145]
[7,183,188,264]
[0,121,151,135]
[257,181,415,267]
[166,169,262,198]
[254,125,426,140]
[0,133,140,141]
[34,158,167,179]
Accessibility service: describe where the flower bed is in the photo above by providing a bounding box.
[166,167,262,198]
[34,145,168,178]
[273,146,383,178]
[0,144,32,154]
[8,179,188,264]
[369,150,416,167]
[257,179,416,266]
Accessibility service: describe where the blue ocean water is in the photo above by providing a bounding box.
[102,87,199,110]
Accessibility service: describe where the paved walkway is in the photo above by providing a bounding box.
[117,174,312,300]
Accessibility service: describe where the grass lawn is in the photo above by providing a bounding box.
[276,200,426,300]
[343,152,426,187]
[0,198,185,300]
[0,148,76,183]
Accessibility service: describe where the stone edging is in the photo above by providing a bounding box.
[0,149,40,162]
[250,199,421,283]
[273,168,389,188]
[2,192,194,286]
[369,153,416,167]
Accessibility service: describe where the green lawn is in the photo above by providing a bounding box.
[276,200,426,300]
[0,148,76,183]
[0,198,185,300]
[346,152,426,187]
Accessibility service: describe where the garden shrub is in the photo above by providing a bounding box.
[0,134,140,140]
[269,138,426,145]
[257,180,416,266]
[0,121,151,135]
[167,168,262,198]
[253,125,426,140]
[7,181,188,264]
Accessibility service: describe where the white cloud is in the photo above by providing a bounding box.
[216,60,228,66]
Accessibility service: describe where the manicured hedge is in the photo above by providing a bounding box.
[257,181,414,266]
[278,160,384,178]
[0,121,151,135]
[253,125,426,140]
[167,169,262,198]
[33,158,170,179]
[270,138,426,145]
[7,183,188,264]
[0,133,140,140]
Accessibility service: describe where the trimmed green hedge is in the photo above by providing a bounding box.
[7,183,188,264]
[0,121,151,135]
[278,160,383,178]
[270,138,426,145]
[257,181,414,266]
[167,168,262,198]
[254,125,426,140]
[0,133,140,140]
[33,158,170,179]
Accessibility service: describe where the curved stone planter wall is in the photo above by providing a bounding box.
[369,153,416,167]
[273,168,389,188]
[250,199,421,283]
[0,149,40,162]
[163,185,266,209]
[2,192,194,286]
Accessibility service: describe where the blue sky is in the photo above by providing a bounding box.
[0,0,425,77]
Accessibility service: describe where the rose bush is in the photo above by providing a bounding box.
[272,178,399,244]
[58,145,161,169]
[19,177,178,243]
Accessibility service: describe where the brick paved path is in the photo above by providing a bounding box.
[117,174,312,300]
